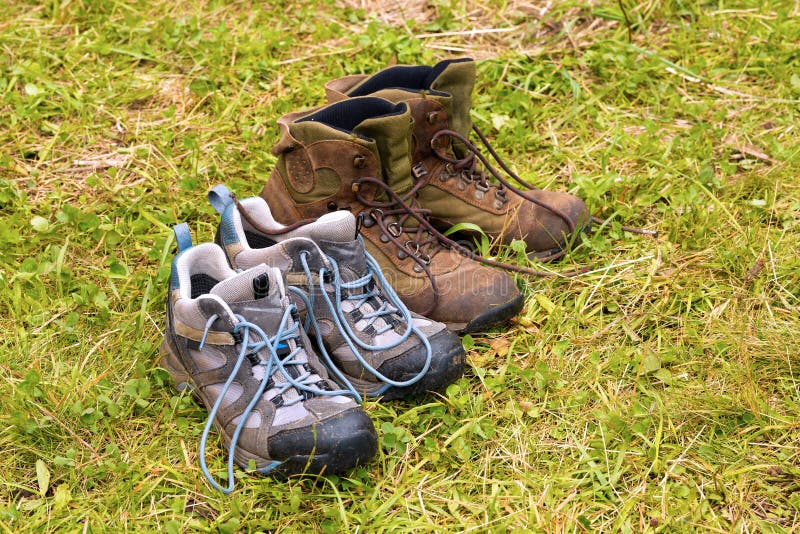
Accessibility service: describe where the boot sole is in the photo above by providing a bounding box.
[445,293,525,334]
[158,339,375,477]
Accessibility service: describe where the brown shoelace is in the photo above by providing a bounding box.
[234,197,317,235]
[353,176,589,314]
[352,176,445,316]
[435,125,659,238]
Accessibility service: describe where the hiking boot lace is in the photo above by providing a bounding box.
[353,176,447,315]
[431,125,658,239]
[355,174,592,286]
[197,306,350,493]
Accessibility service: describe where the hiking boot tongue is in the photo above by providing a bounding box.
[352,108,414,195]
[210,265,290,334]
[317,239,368,282]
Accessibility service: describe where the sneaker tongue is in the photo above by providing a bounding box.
[210,264,281,305]
[307,211,357,242]
[211,267,312,401]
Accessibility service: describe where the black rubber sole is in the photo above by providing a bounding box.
[377,336,466,401]
[160,340,377,478]
[448,292,525,334]
[267,409,378,477]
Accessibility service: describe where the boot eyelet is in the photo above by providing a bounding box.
[380,234,389,243]
[387,222,402,238]
[397,249,407,260]
[438,171,449,182]
[475,181,489,192]
[475,190,485,200]
[413,264,423,273]
[362,217,374,228]
[327,201,338,211]
[426,112,438,124]
[369,208,383,221]
[353,155,366,169]
[404,240,421,256]
[457,181,467,191]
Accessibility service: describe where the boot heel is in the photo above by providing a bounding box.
[159,341,193,393]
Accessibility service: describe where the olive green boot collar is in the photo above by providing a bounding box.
[324,59,476,157]
[271,97,416,195]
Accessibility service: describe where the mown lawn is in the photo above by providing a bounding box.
[1,0,799,532]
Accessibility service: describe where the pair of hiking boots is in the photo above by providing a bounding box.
[162,186,465,492]
[161,59,591,492]
[261,58,591,332]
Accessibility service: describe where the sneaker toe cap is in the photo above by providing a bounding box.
[267,407,377,474]
[376,327,466,399]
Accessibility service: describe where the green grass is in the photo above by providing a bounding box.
[2,0,799,531]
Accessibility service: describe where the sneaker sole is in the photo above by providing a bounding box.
[339,336,465,401]
[158,339,375,476]
[379,339,465,401]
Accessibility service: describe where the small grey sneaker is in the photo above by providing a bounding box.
[160,224,377,492]
[209,185,465,400]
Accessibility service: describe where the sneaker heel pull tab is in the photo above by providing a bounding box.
[208,184,234,215]
[173,222,193,252]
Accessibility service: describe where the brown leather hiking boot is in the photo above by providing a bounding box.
[324,58,591,259]
[259,97,523,333]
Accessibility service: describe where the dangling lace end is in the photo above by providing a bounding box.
[257,460,283,475]
[199,313,219,350]
[590,215,659,237]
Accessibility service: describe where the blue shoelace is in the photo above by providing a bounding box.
[196,304,353,493]
[291,246,432,397]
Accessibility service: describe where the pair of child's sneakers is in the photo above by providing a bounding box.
[161,185,465,492]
